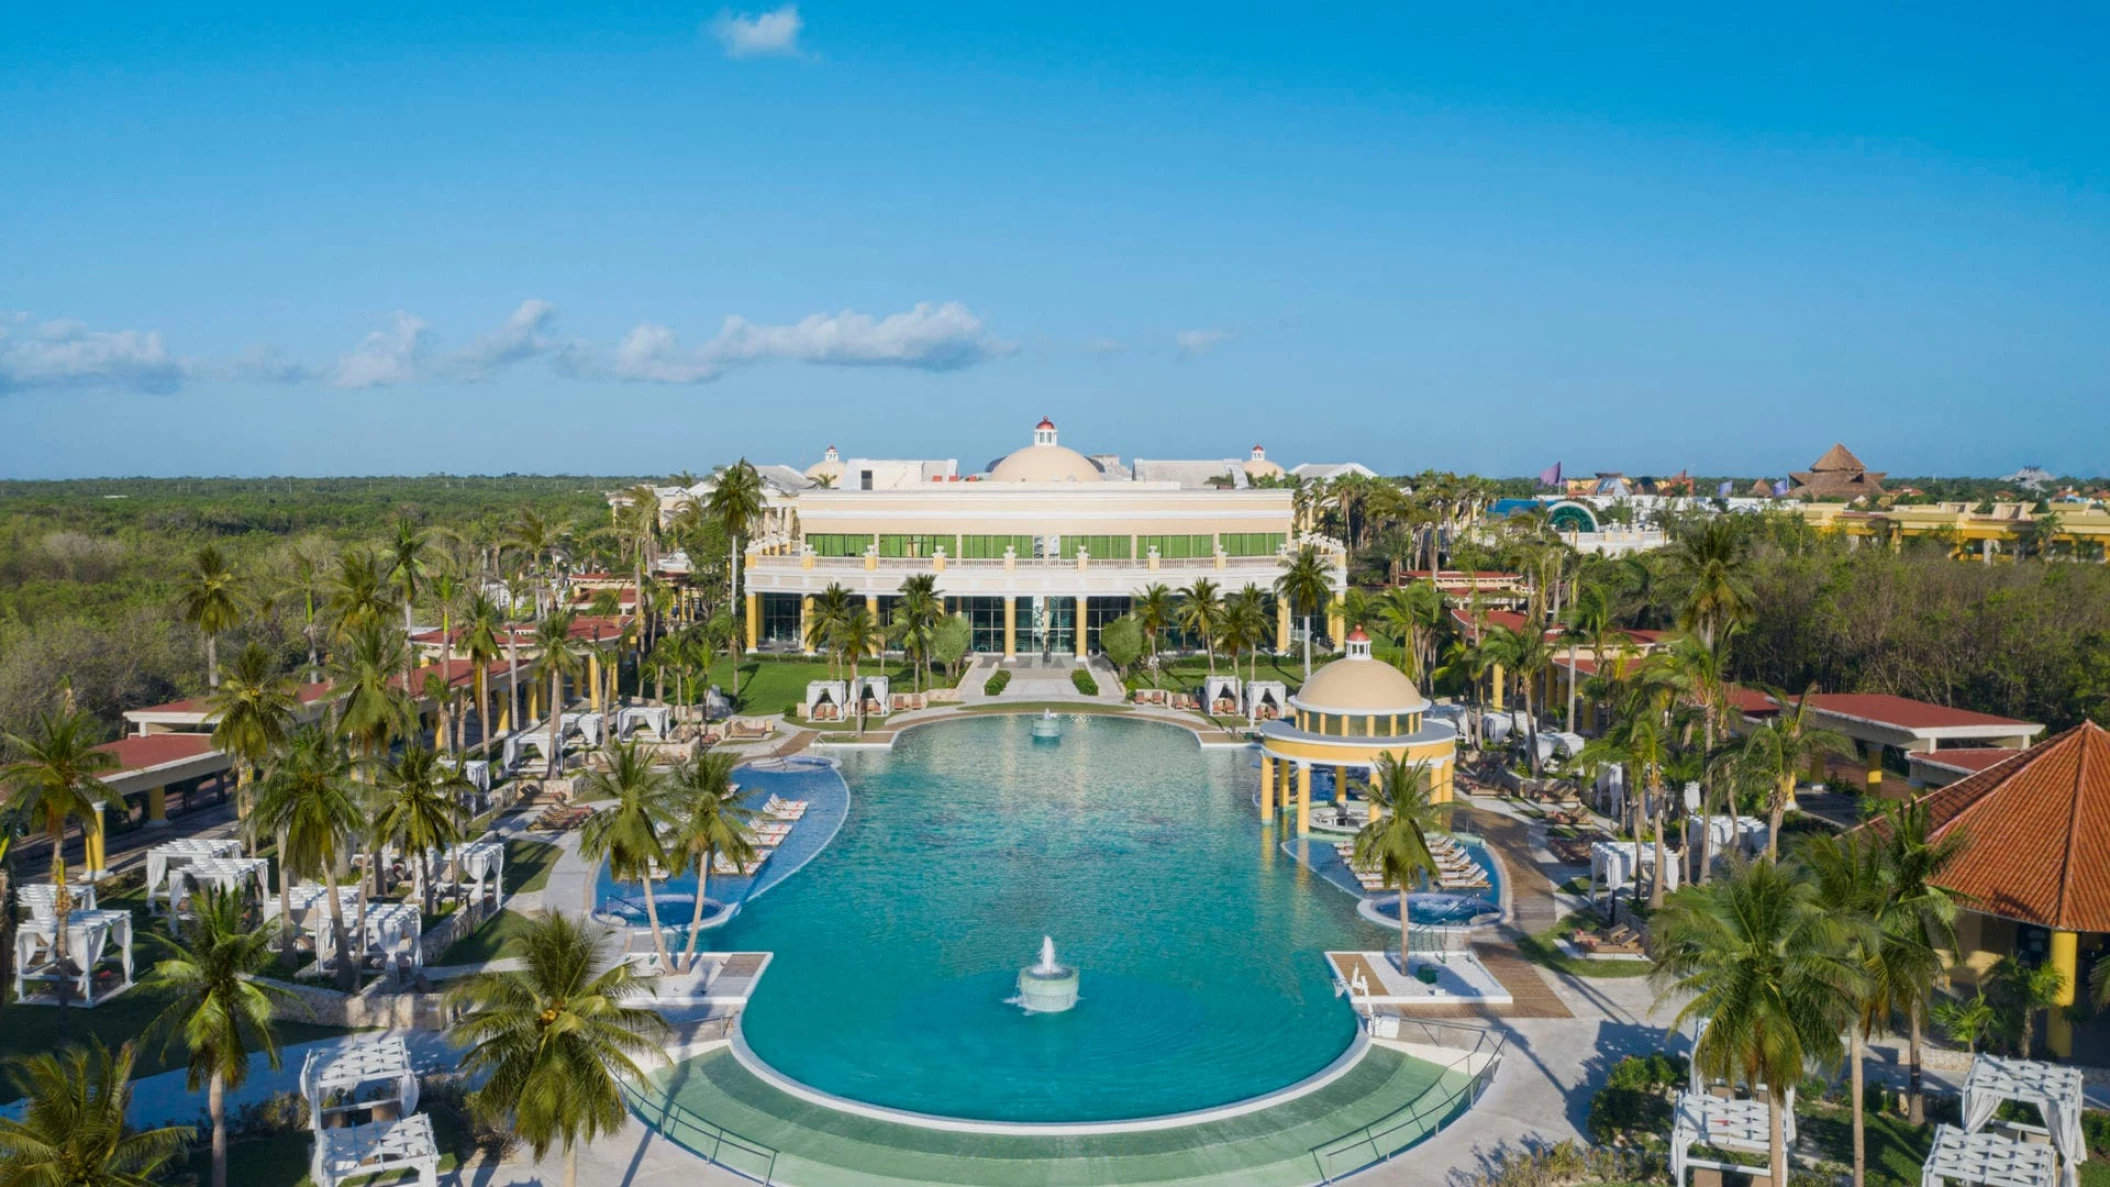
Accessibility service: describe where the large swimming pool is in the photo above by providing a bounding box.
[678,714,1391,1123]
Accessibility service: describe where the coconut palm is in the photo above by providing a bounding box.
[1350,756,1444,966]
[836,605,887,733]
[1176,579,1225,677]
[1801,832,1888,1187]
[1561,581,1612,732]
[1668,519,1754,653]
[806,584,853,677]
[325,547,397,640]
[328,620,415,948]
[142,887,292,1187]
[1990,957,2066,1057]
[1651,857,1863,1187]
[1133,583,1177,677]
[1868,799,1966,1123]
[1480,623,1557,776]
[1374,581,1444,683]
[0,708,115,995]
[1273,546,1333,679]
[461,591,504,752]
[1579,712,1674,912]
[893,574,942,692]
[251,728,362,978]
[177,544,245,689]
[374,745,468,917]
[705,461,767,696]
[667,753,754,972]
[1220,586,1270,728]
[448,912,668,1187]
[530,610,587,779]
[278,539,332,682]
[1730,686,1855,861]
[1659,635,1729,883]
[385,516,433,689]
[0,1039,192,1187]
[578,743,677,972]
[207,641,298,845]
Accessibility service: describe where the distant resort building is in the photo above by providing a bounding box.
[689,420,1353,658]
[1789,442,1887,501]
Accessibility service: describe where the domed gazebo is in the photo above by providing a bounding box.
[804,445,846,486]
[987,418,1105,483]
[1258,629,1459,835]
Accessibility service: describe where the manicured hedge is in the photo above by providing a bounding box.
[984,669,1011,696]
[1071,669,1099,696]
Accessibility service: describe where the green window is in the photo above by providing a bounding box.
[1139,534,1216,560]
[877,534,958,558]
[1058,534,1132,560]
[1220,532,1285,557]
[806,533,871,557]
[959,534,1035,560]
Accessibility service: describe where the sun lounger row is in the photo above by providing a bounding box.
[764,795,808,820]
[533,805,593,831]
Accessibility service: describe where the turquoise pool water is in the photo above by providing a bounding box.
[682,715,1390,1123]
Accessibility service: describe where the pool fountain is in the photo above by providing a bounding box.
[1015,935,1079,1013]
[1031,709,1062,742]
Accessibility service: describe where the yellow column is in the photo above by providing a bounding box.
[1490,664,1506,711]
[2049,930,2078,1057]
[1259,753,1276,821]
[1276,598,1291,651]
[800,595,815,654]
[85,805,106,874]
[497,697,511,732]
[1003,598,1017,659]
[588,653,602,711]
[744,592,760,650]
[1367,767,1383,824]
[529,681,541,722]
[1807,750,1826,784]
[147,786,168,825]
[866,594,880,622]
[1327,598,1344,648]
[1296,763,1312,836]
[1075,597,1088,658]
[1864,743,1883,796]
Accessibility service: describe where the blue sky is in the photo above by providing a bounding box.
[3,2,2105,479]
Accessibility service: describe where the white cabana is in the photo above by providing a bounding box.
[1963,1056,2086,1187]
[145,838,242,913]
[1542,731,1586,760]
[1686,1018,1797,1134]
[1670,1092,1775,1187]
[1203,675,1241,716]
[301,1036,419,1131]
[311,1114,439,1187]
[283,883,364,927]
[1595,764,1627,819]
[855,676,890,718]
[1687,815,1768,865]
[804,680,847,722]
[1245,680,1288,721]
[1587,840,1679,909]
[441,756,492,792]
[560,710,604,746]
[1481,709,1532,744]
[616,705,673,740]
[314,902,423,974]
[19,882,96,928]
[13,908,134,1007]
[503,730,569,772]
[418,840,505,908]
[1924,1124,2060,1187]
[172,856,272,916]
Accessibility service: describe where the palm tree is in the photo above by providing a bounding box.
[1869,799,1966,1123]
[1481,624,1557,776]
[278,539,332,682]
[579,743,677,972]
[1731,686,1855,861]
[0,1040,192,1187]
[177,544,245,688]
[1176,578,1225,677]
[1561,582,1612,732]
[1273,546,1333,678]
[328,621,415,950]
[667,753,754,972]
[0,708,115,995]
[1220,586,1270,728]
[1990,957,2066,1058]
[1350,757,1444,966]
[208,641,298,845]
[252,729,362,977]
[461,591,504,752]
[374,745,468,917]
[1801,832,1887,1187]
[386,516,433,691]
[143,887,291,1187]
[1668,519,1754,653]
[1651,858,1863,1187]
[893,574,942,693]
[1579,712,1674,912]
[448,912,668,1187]
[1374,582,1444,683]
[1660,636,1729,882]
[325,547,397,640]
[836,606,887,733]
[531,610,587,779]
[806,584,853,677]
[705,461,767,696]
[1133,583,1178,680]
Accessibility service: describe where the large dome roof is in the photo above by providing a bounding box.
[987,418,1103,483]
[1295,634,1429,714]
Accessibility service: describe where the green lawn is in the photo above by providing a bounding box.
[1133,654,1310,691]
[436,908,535,966]
[701,658,929,716]
[503,838,559,895]
[183,1105,473,1187]
[1514,921,1655,979]
[957,701,1138,716]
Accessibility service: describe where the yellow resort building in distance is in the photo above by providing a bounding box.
[733,419,1350,658]
[1258,629,1459,834]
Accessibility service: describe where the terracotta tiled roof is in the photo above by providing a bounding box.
[1807,693,2035,733]
[95,733,221,774]
[1908,722,2110,932]
[1910,748,2028,776]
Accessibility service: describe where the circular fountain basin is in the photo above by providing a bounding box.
[1017,964,1080,1013]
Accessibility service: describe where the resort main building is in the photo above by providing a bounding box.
[690,419,1351,658]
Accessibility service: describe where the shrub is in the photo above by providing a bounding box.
[984,669,1011,696]
[1071,668,1099,696]
[2084,1110,2110,1158]
[1587,1054,1689,1145]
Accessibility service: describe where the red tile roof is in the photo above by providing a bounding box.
[129,682,336,718]
[95,733,221,774]
[1808,693,2036,733]
[1906,722,2110,931]
[1912,748,2028,776]
[1723,684,1781,718]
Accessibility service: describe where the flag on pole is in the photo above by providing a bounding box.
[1536,462,1562,490]
[1718,480,1734,497]
[1772,478,1791,496]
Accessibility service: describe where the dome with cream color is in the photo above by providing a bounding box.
[804,445,846,485]
[1292,629,1430,714]
[1243,444,1285,481]
[988,418,1104,483]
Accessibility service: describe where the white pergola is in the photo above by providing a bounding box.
[1687,815,1769,866]
[417,840,505,908]
[1686,1018,1796,1137]
[311,1113,439,1187]
[855,675,890,717]
[562,710,604,746]
[1245,681,1287,721]
[803,680,847,721]
[13,908,134,1007]
[312,901,423,974]
[1204,674,1241,715]
[616,705,672,740]
[145,838,242,913]
[171,857,272,921]
[282,883,364,926]
[502,730,569,772]
[1963,1055,2086,1187]
[1587,840,1679,909]
[300,1036,419,1131]
[1670,1091,1775,1187]
[1924,1124,2059,1187]
[18,882,96,928]
[441,755,492,792]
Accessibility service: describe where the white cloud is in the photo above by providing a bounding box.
[450,299,558,379]
[707,4,804,58]
[598,301,1013,384]
[188,345,311,384]
[331,311,431,389]
[608,324,726,384]
[0,315,185,395]
[1175,328,1234,356]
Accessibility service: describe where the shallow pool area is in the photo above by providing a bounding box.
[668,714,1391,1123]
